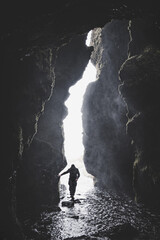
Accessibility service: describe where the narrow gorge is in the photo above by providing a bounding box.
[1,2,160,239]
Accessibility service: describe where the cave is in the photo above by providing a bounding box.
[1,2,160,239]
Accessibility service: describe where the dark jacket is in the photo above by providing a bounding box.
[61,165,80,182]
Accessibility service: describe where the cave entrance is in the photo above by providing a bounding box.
[59,31,97,197]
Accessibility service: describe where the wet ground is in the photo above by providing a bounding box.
[24,175,160,240]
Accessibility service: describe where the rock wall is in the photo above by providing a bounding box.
[82,20,134,195]
[1,46,55,238]
[1,34,92,239]
[82,17,160,210]
[16,34,92,218]
[119,17,160,210]
[1,2,160,239]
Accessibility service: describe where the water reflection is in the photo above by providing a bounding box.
[29,182,160,240]
[53,166,95,239]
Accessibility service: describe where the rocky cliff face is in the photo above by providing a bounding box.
[16,35,92,219]
[82,20,134,195]
[82,17,160,209]
[1,46,55,239]
[119,18,160,210]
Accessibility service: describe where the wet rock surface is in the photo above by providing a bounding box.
[82,20,134,196]
[23,186,160,240]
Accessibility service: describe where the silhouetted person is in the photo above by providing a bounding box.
[59,164,80,201]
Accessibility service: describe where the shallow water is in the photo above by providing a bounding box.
[24,175,160,240]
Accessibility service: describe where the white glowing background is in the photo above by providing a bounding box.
[63,60,96,161]
[60,31,97,195]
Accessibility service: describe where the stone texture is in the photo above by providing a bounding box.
[82,20,134,195]
[16,34,92,218]
[119,18,160,209]
[1,2,160,239]
[1,46,54,239]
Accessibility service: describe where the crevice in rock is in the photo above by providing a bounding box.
[1,3,160,239]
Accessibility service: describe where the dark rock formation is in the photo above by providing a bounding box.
[119,18,160,210]
[16,34,92,218]
[82,20,134,195]
[1,2,160,239]
[1,46,54,239]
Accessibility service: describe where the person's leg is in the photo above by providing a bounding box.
[69,181,77,200]
[69,182,73,198]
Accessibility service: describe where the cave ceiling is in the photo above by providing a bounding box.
[1,1,160,52]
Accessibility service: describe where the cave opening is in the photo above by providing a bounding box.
[2,7,160,239]
[59,31,97,198]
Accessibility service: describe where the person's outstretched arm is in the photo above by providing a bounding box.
[59,169,70,177]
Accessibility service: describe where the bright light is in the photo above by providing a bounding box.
[86,30,92,46]
[63,60,97,162]
[60,31,97,196]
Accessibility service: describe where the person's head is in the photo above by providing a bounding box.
[71,164,75,168]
